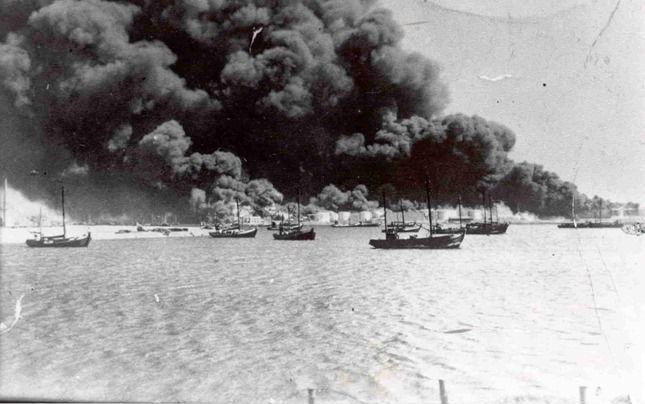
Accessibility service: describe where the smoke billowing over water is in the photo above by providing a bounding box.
[0,0,635,219]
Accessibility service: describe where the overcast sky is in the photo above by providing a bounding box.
[380,0,645,204]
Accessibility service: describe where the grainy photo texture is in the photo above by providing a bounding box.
[0,0,643,403]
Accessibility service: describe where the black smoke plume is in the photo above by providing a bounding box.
[0,0,633,220]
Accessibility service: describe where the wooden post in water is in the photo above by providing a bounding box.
[308,388,315,404]
[439,379,448,404]
[579,386,586,404]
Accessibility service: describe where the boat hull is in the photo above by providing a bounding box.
[267,223,304,231]
[369,232,464,249]
[433,226,465,234]
[465,222,509,235]
[209,228,257,238]
[273,228,316,240]
[26,233,91,248]
[332,223,380,228]
[381,224,422,233]
[558,222,623,229]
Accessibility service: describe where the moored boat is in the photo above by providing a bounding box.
[209,198,257,238]
[369,179,465,250]
[465,193,509,235]
[558,197,621,229]
[26,232,91,248]
[273,189,316,241]
[25,177,91,248]
[381,221,422,233]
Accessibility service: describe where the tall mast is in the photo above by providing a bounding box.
[481,190,487,225]
[401,200,405,224]
[297,188,301,227]
[39,206,42,233]
[61,184,66,237]
[488,195,494,224]
[2,177,6,227]
[458,195,463,229]
[571,194,577,227]
[426,177,433,236]
[382,191,387,233]
[236,197,241,229]
[599,200,602,223]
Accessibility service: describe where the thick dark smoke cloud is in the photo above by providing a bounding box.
[492,162,637,218]
[0,0,630,220]
[311,184,378,212]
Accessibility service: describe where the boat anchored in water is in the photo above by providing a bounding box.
[274,189,315,240]
[26,174,91,248]
[558,197,622,229]
[209,198,258,238]
[369,179,465,249]
[381,201,421,233]
[465,192,509,235]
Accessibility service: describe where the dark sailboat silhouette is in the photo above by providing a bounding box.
[273,189,315,240]
[26,179,91,248]
[558,197,622,229]
[369,179,464,249]
[465,192,509,235]
[209,198,257,238]
[434,196,467,234]
[381,200,421,233]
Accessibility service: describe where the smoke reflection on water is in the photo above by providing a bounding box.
[0,226,642,403]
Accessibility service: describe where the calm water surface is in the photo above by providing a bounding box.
[0,225,642,403]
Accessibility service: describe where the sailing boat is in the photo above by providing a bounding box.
[369,179,465,249]
[273,189,315,240]
[434,196,466,234]
[558,193,578,228]
[209,198,257,238]
[558,196,622,229]
[381,200,422,233]
[465,192,509,235]
[26,183,91,248]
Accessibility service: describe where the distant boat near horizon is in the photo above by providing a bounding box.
[558,196,623,229]
[369,179,465,250]
[273,189,316,241]
[209,198,258,238]
[464,193,509,235]
[25,177,91,248]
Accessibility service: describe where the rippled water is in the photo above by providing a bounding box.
[0,225,642,403]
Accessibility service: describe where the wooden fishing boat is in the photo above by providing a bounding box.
[382,221,422,233]
[558,197,622,229]
[209,198,257,238]
[433,196,466,234]
[369,179,465,249]
[273,227,316,240]
[273,190,316,241]
[267,222,303,231]
[26,179,91,248]
[332,221,380,228]
[465,193,509,235]
[26,232,91,247]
